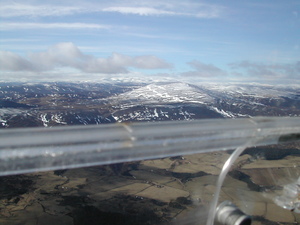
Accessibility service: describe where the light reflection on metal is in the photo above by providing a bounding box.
[216,201,252,225]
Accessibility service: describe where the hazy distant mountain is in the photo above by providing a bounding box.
[0,82,299,128]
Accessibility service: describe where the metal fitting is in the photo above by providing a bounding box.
[215,201,252,225]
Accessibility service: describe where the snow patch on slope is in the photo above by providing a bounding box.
[209,106,235,118]
[110,82,213,107]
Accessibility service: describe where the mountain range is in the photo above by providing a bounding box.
[0,81,299,128]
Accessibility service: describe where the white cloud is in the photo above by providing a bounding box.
[102,1,225,18]
[0,22,109,30]
[229,61,300,79]
[0,51,35,71]
[0,1,225,19]
[102,7,178,16]
[182,60,227,77]
[0,3,84,17]
[132,55,173,69]
[0,42,172,74]
[101,3,224,18]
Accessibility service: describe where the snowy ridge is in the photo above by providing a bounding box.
[112,105,201,122]
[209,107,235,118]
[0,81,299,127]
[40,113,68,127]
[201,83,297,98]
[109,82,214,108]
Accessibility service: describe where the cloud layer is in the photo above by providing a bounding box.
[102,4,223,18]
[182,60,227,77]
[0,22,109,31]
[0,42,171,74]
[179,60,300,83]
[230,61,300,79]
[0,1,225,19]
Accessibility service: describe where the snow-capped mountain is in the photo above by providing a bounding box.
[0,81,299,128]
[108,82,214,106]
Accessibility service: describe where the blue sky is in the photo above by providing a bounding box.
[0,0,299,84]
